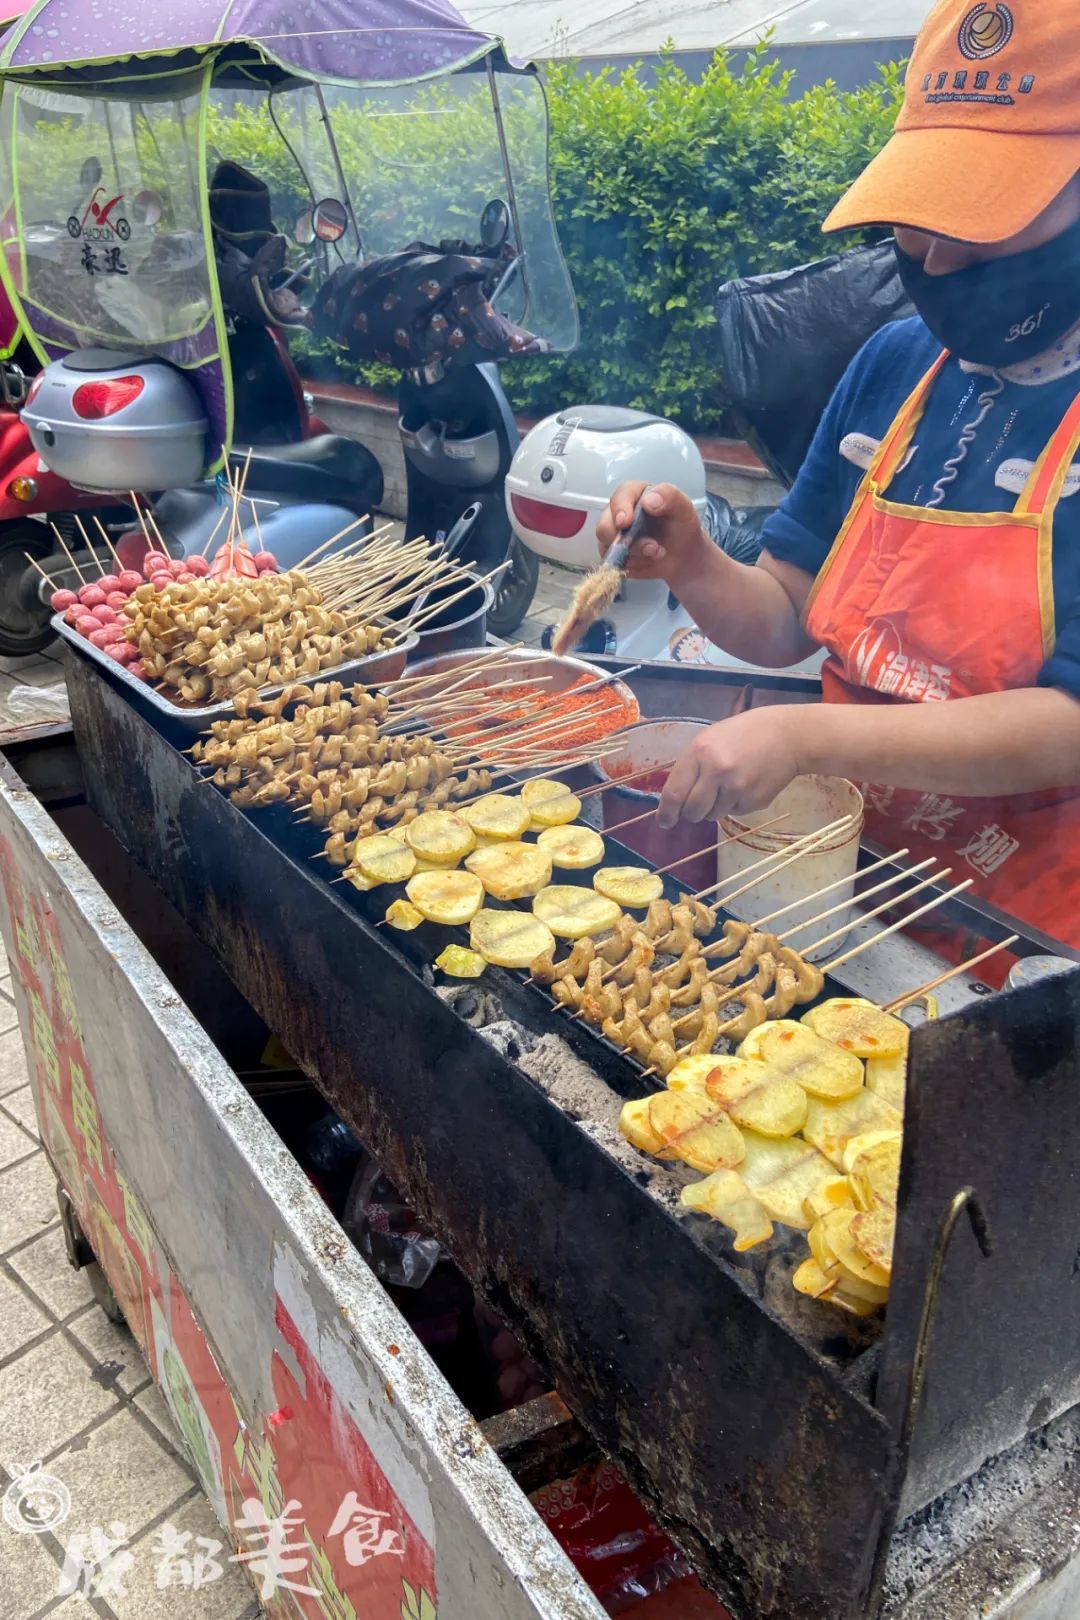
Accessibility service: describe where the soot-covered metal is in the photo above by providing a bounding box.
[64,650,1080,1620]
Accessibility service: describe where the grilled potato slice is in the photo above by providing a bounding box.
[812,1207,891,1289]
[847,1134,903,1213]
[705,1057,808,1138]
[801,998,909,1058]
[413,854,463,873]
[354,833,417,885]
[406,869,485,926]
[738,1132,838,1230]
[521,777,581,827]
[533,885,624,940]
[866,1049,907,1112]
[434,944,487,979]
[537,824,606,870]
[465,841,553,900]
[460,793,531,841]
[405,811,476,866]
[665,1054,722,1094]
[680,1170,774,1251]
[802,1175,857,1225]
[470,909,556,969]
[384,899,424,932]
[647,1091,745,1174]
[803,1091,903,1169]
[342,869,378,892]
[852,1203,896,1277]
[619,1095,666,1155]
[792,1256,838,1300]
[738,1019,864,1100]
[593,866,665,909]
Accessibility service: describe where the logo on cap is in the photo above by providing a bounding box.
[957,2,1014,60]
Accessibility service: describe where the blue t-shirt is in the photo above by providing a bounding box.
[761,315,1080,697]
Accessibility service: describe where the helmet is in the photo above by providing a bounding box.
[505,406,709,568]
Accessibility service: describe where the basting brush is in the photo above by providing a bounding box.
[551,495,651,656]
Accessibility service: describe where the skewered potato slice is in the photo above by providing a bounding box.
[802,1175,857,1225]
[792,1256,879,1315]
[521,777,581,826]
[532,885,624,940]
[470,909,556,969]
[460,794,531,841]
[466,841,553,901]
[593,866,665,909]
[354,833,417,885]
[737,1132,838,1230]
[384,899,424,932]
[846,1134,902,1212]
[811,1207,891,1290]
[405,811,476,866]
[536,823,606,870]
[342,869,379,893]
[852,1204,896,1277]
[866,1049,907,1112]
[680,1170,774,1251]
[619,1096,666,1155]
[801,998,909,1058]
[738,1020,865,1100]
[435,944,487,979]
[647,1091,745,1174]
[705,1058,808,1139]
[665,1054,722,1094]
[803,1092,903,1169]
[406,870,485,926]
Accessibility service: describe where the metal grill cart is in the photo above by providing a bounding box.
[1,640,1079,1620]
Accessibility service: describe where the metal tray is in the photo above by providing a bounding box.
[51,613,418,743]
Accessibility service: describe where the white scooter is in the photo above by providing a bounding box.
[505,405,824,674]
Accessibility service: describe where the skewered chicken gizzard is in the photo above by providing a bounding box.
[123,571,391,705]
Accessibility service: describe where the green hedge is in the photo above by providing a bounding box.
[210,45,905,432]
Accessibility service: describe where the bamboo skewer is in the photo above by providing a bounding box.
[788,865,954,959]
[23,552,52,585]
[129,492,153,552]
[650,813,792,880]
[74,516,106,575]
[774,857,940,944]
[200,504,231,559]
[750,848,913,929]
[93,517,124,572]
[296,515,372,571]
[820,878,975,973]
[50,523,87,585]
[884,935,1020,1012]
[694,816,857,908]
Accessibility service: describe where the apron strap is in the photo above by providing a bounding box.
[872,351,951,492]
[1015,388,1080,516]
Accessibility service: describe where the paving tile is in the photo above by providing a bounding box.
[0,1333,117,1474]
[7,659,62,690]
[112,1493,257,1620]
[67,1307,151,1397]
[2,1087,40,1142]
[0,1154,60,1255]
[10,1225,94,1319]
[0,1511,66,1618]
[0,996,19,1037]
[48,1408,192,1547]
[0,1027,31,1095]
[0,1267,52,1359]
[0,1105,39,1169]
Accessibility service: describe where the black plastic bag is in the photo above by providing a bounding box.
[712,240,914,488]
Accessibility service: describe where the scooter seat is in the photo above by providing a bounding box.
[229,434,384,516]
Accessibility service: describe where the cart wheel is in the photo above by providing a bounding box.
[86,1261,126,1326]
[0,521,54,657]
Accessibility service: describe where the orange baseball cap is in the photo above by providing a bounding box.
[824,0,1080,243]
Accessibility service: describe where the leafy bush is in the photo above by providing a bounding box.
[222,46,906,430]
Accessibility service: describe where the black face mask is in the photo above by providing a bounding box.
[894,217,1080,368]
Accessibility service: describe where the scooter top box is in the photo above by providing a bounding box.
[51,612,418,742]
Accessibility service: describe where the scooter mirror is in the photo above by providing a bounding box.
[294,209,315,246]
[80,156,102,189]
[311,198,348,244]
[480,199,510,250]
[132,190,164,227]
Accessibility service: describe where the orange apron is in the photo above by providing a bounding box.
[804,351,1080,963]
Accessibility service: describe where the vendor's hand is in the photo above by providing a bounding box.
[657,708,803,828]
[597,482,710,583]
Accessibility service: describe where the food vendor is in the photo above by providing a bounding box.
[597,0,1080,949]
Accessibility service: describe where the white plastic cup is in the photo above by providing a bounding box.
[717,776,864,960]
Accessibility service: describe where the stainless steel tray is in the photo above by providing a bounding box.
[52,614,418,741]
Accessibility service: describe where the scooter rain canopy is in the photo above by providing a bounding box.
[1,0,496,85]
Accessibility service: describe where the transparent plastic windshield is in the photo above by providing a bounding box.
[206,65,578,354]
[6,79,213,350]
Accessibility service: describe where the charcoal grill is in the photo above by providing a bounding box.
[61,645,1080,1620]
